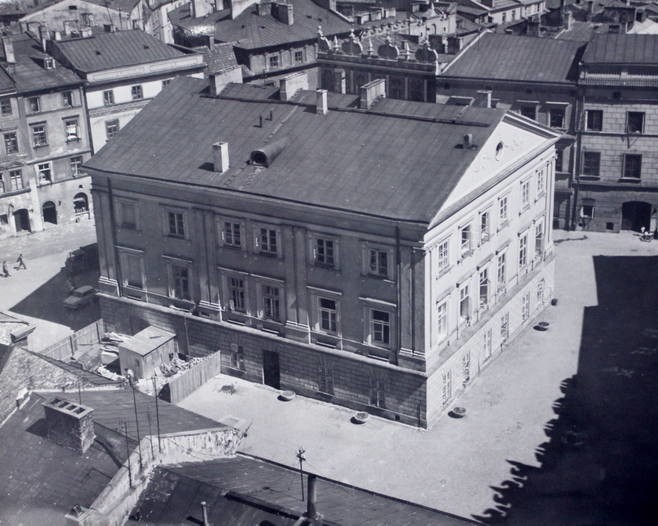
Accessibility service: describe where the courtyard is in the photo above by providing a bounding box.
[178,230,658,522]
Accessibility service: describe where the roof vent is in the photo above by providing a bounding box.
[250,137,288,167]
[462,133,476,149]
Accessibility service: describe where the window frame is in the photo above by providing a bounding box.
[70,155,83,177]
[317,296,339,335]
[521,179,530,208]
[436,238,450,275]
[498,195,509,226]
[460,223,473,257]
[548,106,565,128]
[105,119,120,140]
[370,308,392,348]
[364,243,392,279]
[102,90,115,106]
[518,232,529,270]
[582,151,601,177]
[268,54,280,70]
[480,210,491,245]
[27,96,40,113]
[168,262,192,301]
[31,122,48,148]
[131,84,144,100]
[62,91,73,108]
[9,169,23,191]
[227,275,247,313]
[459,283,470,321]
[166,209,186,238]
[119,248,145,290]
[622,154,642,180]
[436,299,448,343]
[255,225,281,257]
[4,131,18,154]
[626,111,644,134]
[585,109,603,132]
[260,282,284,323]
[64,117,80,142]
[312,234,339,269]
[36,161,52,184]
[479,267,490,311]
[118,198,139,230]
[0,98,12,116]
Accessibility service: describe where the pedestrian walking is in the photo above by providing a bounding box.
[16,253,26,270]
[2,260,9,278]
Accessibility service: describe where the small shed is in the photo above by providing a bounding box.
[118,326,177,380]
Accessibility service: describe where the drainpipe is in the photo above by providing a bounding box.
[570,85,585,231]
[201,501,209,526]
[391,224,401,366]
[107,178,123,298]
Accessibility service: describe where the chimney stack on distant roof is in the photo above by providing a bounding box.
[279,71,308,101]
[475,89,492,109]
[359,78,386,110]
[1,36,15,64]
[43,398,95,454]
[213,141,229,173]
[272,1,294,25]
[316,89,328,115]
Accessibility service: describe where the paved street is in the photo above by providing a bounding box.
[179,230,658,521]
[0,219,98,350]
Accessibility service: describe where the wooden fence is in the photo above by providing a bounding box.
[37,319,105,361]
[159,351,222,404]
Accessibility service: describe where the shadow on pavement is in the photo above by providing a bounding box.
[473,256,658,526]
[10,267,101,331]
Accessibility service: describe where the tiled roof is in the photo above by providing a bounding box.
[85,77,506,223]
[172,0,352,49]
[582,33,658,64]
[85,0,141,13]
[52,30,186,73]
[131,455,478,525]
[0,33,82,93]
[443,32,584,83]
[207,42,238,73]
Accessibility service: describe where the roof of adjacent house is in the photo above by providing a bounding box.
[85,76,513,223]
[0,33,82,92]
[0,67,14,92]
[130,455,477,525]
[206,42,239,73]
[442,32,585,83]
[581,33,658,64]
[51,29,186,73]
[171,0,352,49]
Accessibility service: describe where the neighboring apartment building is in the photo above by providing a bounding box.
[457,0,546,25]
[437,32,584,229]
[574,33,658,232]
[170,0,352,88]
[86,74,560,427]
[0,33,91,238]
[48,29,205,152]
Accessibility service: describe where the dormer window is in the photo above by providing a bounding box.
[44,57,56,70]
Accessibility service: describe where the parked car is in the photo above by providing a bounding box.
[64,285,97,309]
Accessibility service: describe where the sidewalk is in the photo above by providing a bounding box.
[178,230,658,520]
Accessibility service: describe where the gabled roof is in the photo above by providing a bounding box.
[443,32,585,83]
[51,29,186,73]
[172,0,352,49]
[85,77,510,224]
[582,33,658,64]
[133,455,477,525]
[0,33,82,92]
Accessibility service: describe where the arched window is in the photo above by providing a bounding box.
[73,192,89,213]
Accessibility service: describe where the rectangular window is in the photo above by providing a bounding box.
[582,151,600,177]
[62,91,73,107]
[368,248,389,278]
[499,196,508,224]
[437,239,449,273]
[371,310,390,346]
[37,162,52,183]
[162,79,172,89]
[522,292,530,321]
[459,285,470,320]
[121,252,143,289]
[119,200,137,229]
[168,211,185,237]
[555,148,564,172]
[9,169,23,191]
[437,301,447,342]
[519,233,528,269]
[535,220,544,258]
[103,90,115,106]
[258,227,278,256]
[479,268,489,310]
[318,297,337,333]
[65,118,79,141]
[626,112,644,134]
[586,109,602,131]
[483,327,493,361]
[441,370,452,407]
[520,105,536,120]
[549,107,565,128]
[268,55,279,69]
[223,221,242,247]
[228,277,245,312]
[105,119,120,140]
[500,312,510,343]
[171,265,190,300]
[4,132,18,154]
[460,225,472,256]
[521,180,530,207]
[230,345,245,370]
[580,204,594,220]
[294,50,304,64]
[28,96,40,113]
[622,154,642,180]
[70,155,83,177]
[31,124,48,147]
[263,285,281,322]
[131,85,143,100]
[480,211,490,244]
[0,98,12,115]
[0,178,3,194]
[536,169,545,197]
[315,238,336,268]
[497,252,506,292]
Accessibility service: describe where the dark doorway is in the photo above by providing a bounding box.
[262,350,280,389]
[42,201,57,224]
[621,201,652,232]
[13,208,30,232]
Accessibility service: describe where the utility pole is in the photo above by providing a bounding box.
[296,447,306,501]
[123,421,133,488]
[147,411,155,458]
[152,375,162,453]
[128,372,143,471]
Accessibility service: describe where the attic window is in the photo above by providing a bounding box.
[495,141,504,160]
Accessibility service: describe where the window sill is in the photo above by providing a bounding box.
[497,220,509,232]
[437,265,452,278]
[66,138,81,144]
[33,144,49,149]
[222,243,243,250]
[519,204,531,215]
[166,234,186,240]
[314,262,338,271]
[257,251,279,258]
[618,178,641,183]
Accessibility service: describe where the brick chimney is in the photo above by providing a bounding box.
[272,1,294,24]
[213,141,229,172]
[1,36,15,64]
[316,89,328,115]
[360,78,386,110]
[43,398,95,454]
[475,89,492,108]
[210,65,243,96]
[279,71,308,101]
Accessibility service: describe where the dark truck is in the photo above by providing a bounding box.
[65,243,99,275]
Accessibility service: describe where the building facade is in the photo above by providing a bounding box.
[48,29,205,153]
[574,33,658,233]
[1,33,92,238]
[87,75,559,427]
